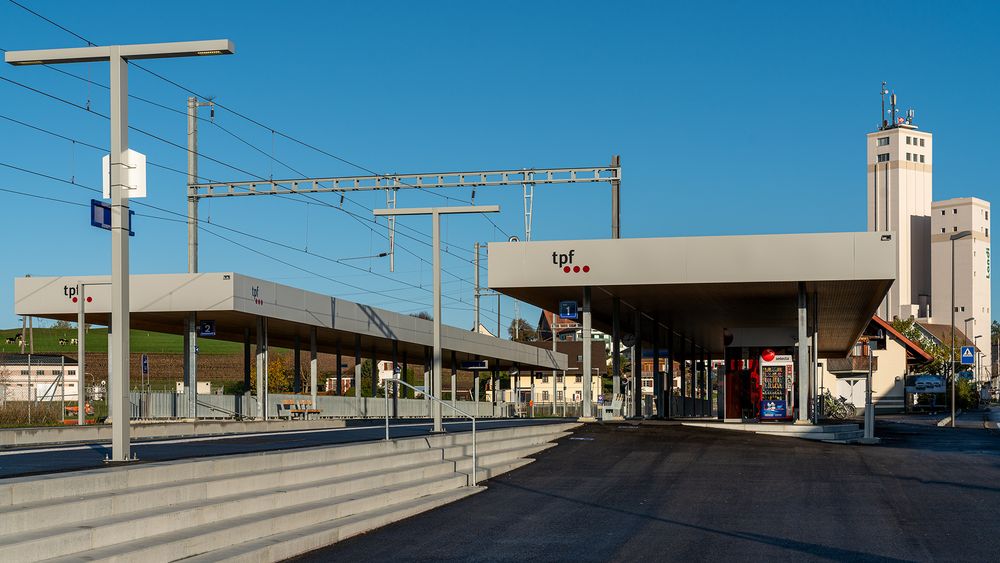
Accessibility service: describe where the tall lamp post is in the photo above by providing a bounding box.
[373,205,500,433]
[5,40,234,461]
[949,230,973,428]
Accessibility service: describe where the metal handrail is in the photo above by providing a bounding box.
[383,378,479,486]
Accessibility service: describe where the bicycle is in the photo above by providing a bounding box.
[819,390,856,421]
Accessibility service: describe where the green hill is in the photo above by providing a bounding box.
[1,327,243,355]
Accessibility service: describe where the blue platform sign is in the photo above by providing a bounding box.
[198,320,216,337]
[141,353,148,375]
[760,400,787,420]
[558,300,578,320]
[961,346,975,365]
[91,199,134,236]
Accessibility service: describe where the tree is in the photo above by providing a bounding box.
[507,318,537,342]
[891,318,949,376]
[410,312,433,321]
[992,320,999,345]
[249,352,294,393]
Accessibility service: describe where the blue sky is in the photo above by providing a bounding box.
[0,0,996,331]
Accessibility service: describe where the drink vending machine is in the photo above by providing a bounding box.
[758,350,794,421]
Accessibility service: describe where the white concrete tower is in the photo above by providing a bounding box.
[931,197,991,346]
[866,91,932,320]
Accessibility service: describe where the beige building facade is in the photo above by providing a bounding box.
[930,197,991,346]
[867,122,933,320]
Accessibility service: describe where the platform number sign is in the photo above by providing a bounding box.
[559,300,578,320]
[141,354,148,376]
[198,320,216,337]
[961,346,975,366]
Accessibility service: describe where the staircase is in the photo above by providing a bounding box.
[0,422,578,562]
[680,421,864,442]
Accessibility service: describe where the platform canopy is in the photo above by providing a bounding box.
[487,232,897,357]
[14,273,566,372]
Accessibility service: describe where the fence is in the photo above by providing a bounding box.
[128,391,514,420]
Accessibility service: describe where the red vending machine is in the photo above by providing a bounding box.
[758,350,794,421]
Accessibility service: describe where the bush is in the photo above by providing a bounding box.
[0,401,65,427]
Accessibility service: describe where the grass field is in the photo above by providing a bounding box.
[1,327,244,355]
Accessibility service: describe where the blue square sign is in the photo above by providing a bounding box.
[961,345,975,365]
[558,300,578,320]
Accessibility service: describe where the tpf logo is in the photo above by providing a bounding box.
[251,285,263,306]
[552,250,590,274]
[63,285,92,304]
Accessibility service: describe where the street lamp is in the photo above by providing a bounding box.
[949,230,973,428]
[973,335,983,385]
[5,40,234,461]
[373,205,500,433]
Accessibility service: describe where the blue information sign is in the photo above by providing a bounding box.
[961,346,975,365]
[198,320,216,337]
[558,300,578,320]
[91,199,134,236]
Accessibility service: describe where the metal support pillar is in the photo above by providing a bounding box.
[632,309,641,418]
[309,327,318,408]
[811,292,819,425]
[702,348,708,417]
[109,48,130,460]
[450,350,457,414]
[491,365,498,417]
[293,334,302,394]
[611,154,621,239]
[255,317,265,419]
[76,285,87,426]
[354,335,361,408]
[392,340,399,418]
[653,323,662,418]
[582,286,594,419]
[667,329,675,419]
[335,341,342,396]
[371,343,377,398]
[612,297,621,397]
[797,282,810,423]
[680,336,687,417]
[243,328,251,393]
[552,333,558,418]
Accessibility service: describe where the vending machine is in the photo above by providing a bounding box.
[758,350,794,421]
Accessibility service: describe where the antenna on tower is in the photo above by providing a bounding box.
[881,81,888,130]
[890,91,897,126]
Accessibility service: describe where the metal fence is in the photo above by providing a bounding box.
[128,391,514,420]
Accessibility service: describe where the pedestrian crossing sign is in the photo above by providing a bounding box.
[960,346,975,365]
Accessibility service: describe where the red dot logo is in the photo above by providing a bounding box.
[573,266,580,273]
[87,297,93,303]
[582,265,590,273]
[563,266,571,273]
[72,297,78,303]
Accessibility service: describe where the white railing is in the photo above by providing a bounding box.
[384,378,478,486]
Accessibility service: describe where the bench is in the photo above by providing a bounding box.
[277,399,322,420]
[65,404,95,415]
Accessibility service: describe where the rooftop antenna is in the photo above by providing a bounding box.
[906,108,915,125]
[890,91,897,127]
[881,81,888,130]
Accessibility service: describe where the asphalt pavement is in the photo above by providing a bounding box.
[292,417,1000,562]
[0,418,568,479]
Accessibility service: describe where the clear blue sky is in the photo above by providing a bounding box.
[0,0,996,332]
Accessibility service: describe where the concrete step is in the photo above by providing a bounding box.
[0,424,576,509]
[755,429,865,441]
[440,431,570,459]
[41,473,473,563]
[0,459,462,561]
[176,487,487,563]
[0,446,451,535]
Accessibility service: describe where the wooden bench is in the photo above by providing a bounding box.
[277,399,322,420]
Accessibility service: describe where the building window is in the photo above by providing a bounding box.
[36,370,44,376]
[941,228,946,233]
[920,154,925,163]
[577,355,583,362]
[877,153,889,162]
[556,375,563,383]
[954,226,958,232]
[941,210,945,215]
[20,370,29,375]
[906,136,911,144]
[557,391,564,401]
[575,375,582,383]
[68,370,76,375]
[542,391,550,401]
[920,138,925,146]
[954,209,958,214]
[542,375,549,384]
[906,153,911,161]
[877,137,890,146]
[986,228,990,237]
[986,211,989,220]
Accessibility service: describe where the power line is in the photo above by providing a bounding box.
[2,2,512,237]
